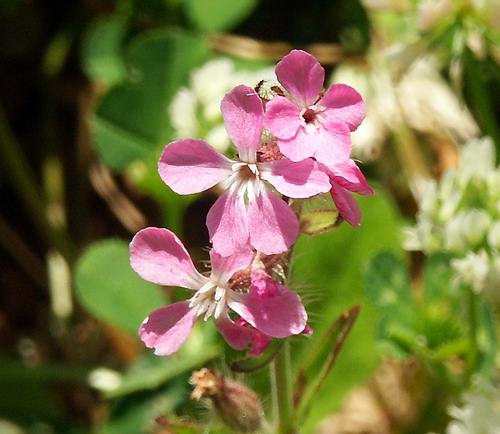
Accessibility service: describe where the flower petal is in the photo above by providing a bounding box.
[221,85,264,158]
[216,317,271,356]
[263,96,301,140]
[276,127,318,162]
[247,191,299,254]
[228,271,307,338]
[320,83,365,131]
[260,158,331,198]
[207,192,250,257]
[139,302,198,356]
[158,139,232,194]
[209,247,254,283]
[275,49,324,107]
[328,160,374,195]
[330,182,361,226]
[313,122,352,168]
[130,227,206,288]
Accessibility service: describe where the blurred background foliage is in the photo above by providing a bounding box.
[0,0,499,433]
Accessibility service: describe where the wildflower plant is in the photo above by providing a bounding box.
[128,49,372,433]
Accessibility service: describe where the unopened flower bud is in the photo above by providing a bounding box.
[190,368,264,433]
[488,221,500,250]
[461,209,491,247]
[444,214,468,253]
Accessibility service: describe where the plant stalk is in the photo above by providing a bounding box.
[0,106,75,262]
[467,287,478,378]
[271,339,295,434]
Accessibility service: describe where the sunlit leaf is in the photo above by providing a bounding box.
[93,31,209,170]
[365,251,411,308]
[105,345,219,398]
[185,0,258,32]
[296,305,360,422]
[81,14,128,85]
[74,239,166,335]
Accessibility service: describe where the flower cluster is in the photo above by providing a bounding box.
[443,379,500,434]
[405,137,500,299]
[130,50,371,356]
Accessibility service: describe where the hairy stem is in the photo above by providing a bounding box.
[271,339,295,434]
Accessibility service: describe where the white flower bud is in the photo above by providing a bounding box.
[420,180,438,216]
[461,209,491,247]
[438,191,462,224]
[444,214,468,253]
[451,251,490,293]
[459,137,496,181]
[488,221,500,250]
[169,88,198,138]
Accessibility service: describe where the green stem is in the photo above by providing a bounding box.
[467,287,478,378]
[0,106,75,262]
[271,339,295,434]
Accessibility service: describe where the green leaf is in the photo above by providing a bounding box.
[99,382,187,434]
[296,306,360,422]
[105,344,219,398]
[477,301,498,375]
[93,30,209,170]
[74,239,166,335]
[81,14,128,85]
[423,253,455,301]
[184,0,258,32]
[290,188,402,433]
[365,251,411,308]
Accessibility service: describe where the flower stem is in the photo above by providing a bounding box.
[0,106,75,262]
[467,287,479,378]
[271,339,295,434]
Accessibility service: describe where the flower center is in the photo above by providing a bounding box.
[189,281,233,321]
[221,162,263,202]
[302,108,317,124]
[299,105,325,132]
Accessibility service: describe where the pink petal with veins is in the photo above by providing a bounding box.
[228,270,307,338]
[260,158,330,198]
[221,85,264,155]
[263,96,301,140]
[207,192,249,257]
[130,227,205,288]
[247,191,298,255]
[330,182,362,226]
[329,160,374,195]
[209,247,254,283]
[275,49,324,107]
[158,139,231,194]
[320,84,365,132]
[139,302,198,356]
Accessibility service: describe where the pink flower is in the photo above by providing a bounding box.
[130,227,307,356]
[323,159,374,226]
[264,50,365,168]
[159,84,330,256]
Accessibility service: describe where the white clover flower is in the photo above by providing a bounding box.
[487,221,500,251]
[169,58,275,153]
[458,137,496,183]
[461,209,491,247]
[331,57,479,162]
[445,380,500,434]
[451,251,490,293]
[404,137,500,299]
